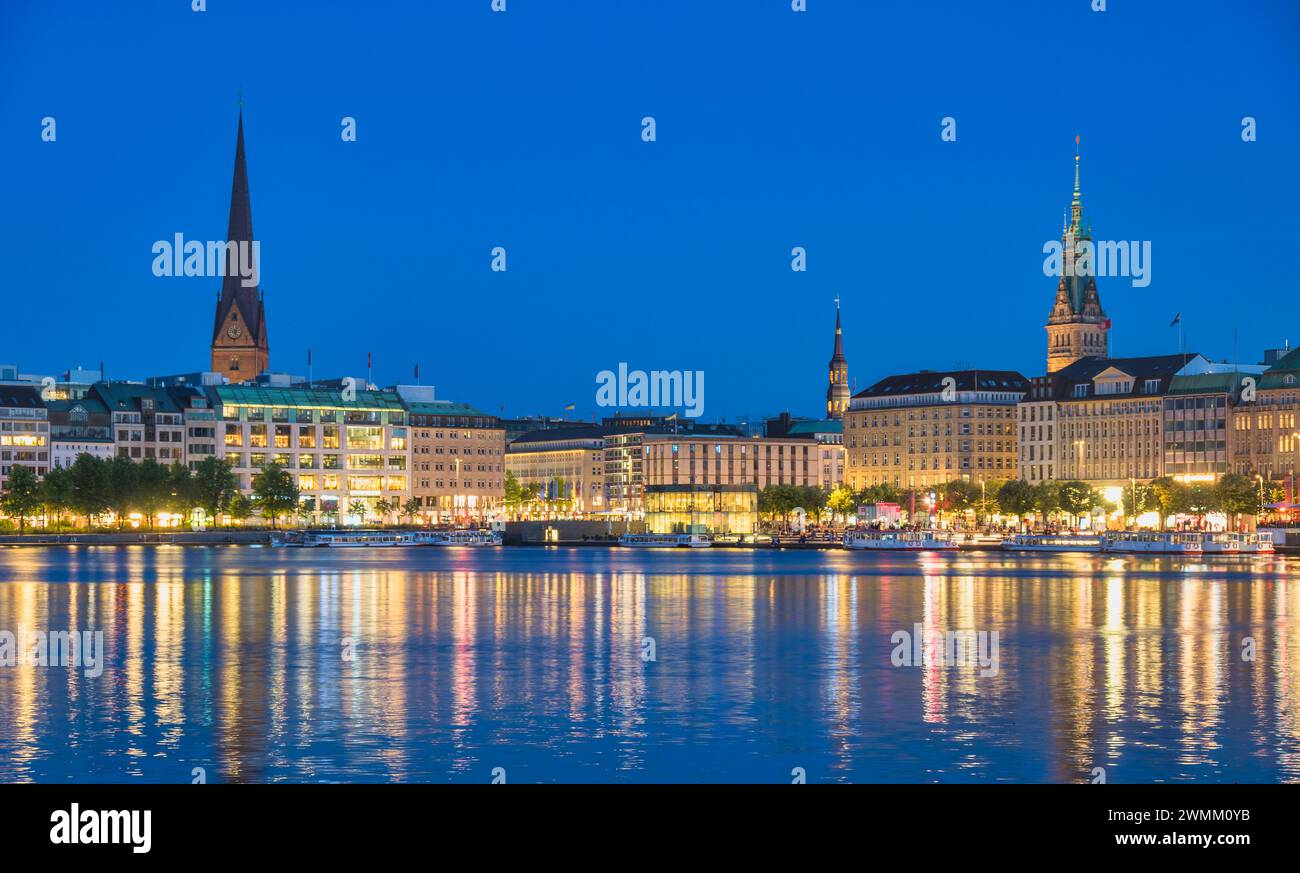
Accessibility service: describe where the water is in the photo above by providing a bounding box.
[0,545,1297,783]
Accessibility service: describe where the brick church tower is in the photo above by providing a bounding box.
[210,110,269,381]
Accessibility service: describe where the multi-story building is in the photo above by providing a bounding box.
[0,386,49,489]
[604,422,745,516]
[1231,346,1300,483]
[92,383,187,464]
[642,433,845,491]
[212,384,409,521]
[1022,354,1207,490]
[505,425,607,514]
[846,369,1028,490]
[398,385,504,523]
[46,396,114,469]
[168,386,220,471]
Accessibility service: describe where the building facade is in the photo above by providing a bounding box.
[505,425,607,515]
[92,383,187,464]
[399,386,504,523]
[642,433,845,493]
[47,396,114,469]
[213,385,409,522]
[1231,346,1300,482]
[846,370,1028,489]
[0,386,49,489]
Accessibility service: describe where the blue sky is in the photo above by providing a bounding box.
[1,0,1297,421]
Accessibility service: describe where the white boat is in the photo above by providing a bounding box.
[1102,531,1203,555]
[1001,533,1104,553]
[1201,532,1274,555]
[302,531,417,548]
[618,533,712,548]
[842,530,957,551]
[418,529,502,547]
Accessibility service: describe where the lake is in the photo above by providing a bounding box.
[0,545,1296,783]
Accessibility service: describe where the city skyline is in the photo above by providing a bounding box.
[3,1,1298,421]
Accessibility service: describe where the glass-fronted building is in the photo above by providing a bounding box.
[644,484,757,534]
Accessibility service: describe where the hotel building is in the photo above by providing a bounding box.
[399,385,504,523]
[846,370,1028,489]
[505,425,607,514]
[213,384,409,521]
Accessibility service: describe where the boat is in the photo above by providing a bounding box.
[1101,531,1202,555]
[1000,533,1104,553]
[417,529,502,547]
[842,530,957,551]
[618,533,712,548]
[1200,532,1274,555]
[302,531,418,548]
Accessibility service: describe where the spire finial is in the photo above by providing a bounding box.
[237,89,244,110]
[834,294,840,311]
[1073,134,1081,199]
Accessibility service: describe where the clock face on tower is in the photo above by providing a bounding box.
[227,324,242,339]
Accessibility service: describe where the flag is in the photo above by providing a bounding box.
[563,403,575,412]
[414,363,420,381]
[307,349,312,366]
[664,412,677,421]
[1170,313,1181,327]
[367,352,372,369]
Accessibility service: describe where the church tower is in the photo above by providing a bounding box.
[826,297,850,419]
[210,109,270,382]
[1045,138,1109,374]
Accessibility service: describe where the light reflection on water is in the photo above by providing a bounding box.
[0,545,1297,783]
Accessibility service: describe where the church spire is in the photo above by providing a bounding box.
[211,105,270,381]
[826,296,849,420]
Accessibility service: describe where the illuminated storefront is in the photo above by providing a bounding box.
[644,484,757,534]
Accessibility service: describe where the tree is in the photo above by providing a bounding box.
[503,472,533,516]
[105,456,139,529]
[1031,480,1061,527]
[134,459,171,530]
[228,492,254,525]
[1148,477,1186,531]
[827,485,855,523]
[69,454,110,531]
[348,499,368,522]
[996,479,1035,521]
[251,463,299,529]
[166,462,195,523]
[1058,481,1094,526]
[1216,473,1260,531]
[1184,483,1218,525]
[192,456,237,525]
[403,497,423,525]
[39,465,73,532]
[973,478,1006,523]
[1122,482,1156,522]
[1,465,42,534]
[375,497,393,524]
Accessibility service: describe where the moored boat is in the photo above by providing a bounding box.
[618,533,712,548]
[302,530,418,548]
[842,530,957,551]
[417,529,502,547]
[1200,532,1274,555]
[1101,531,1202,555]
[1000,533,1104,553]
